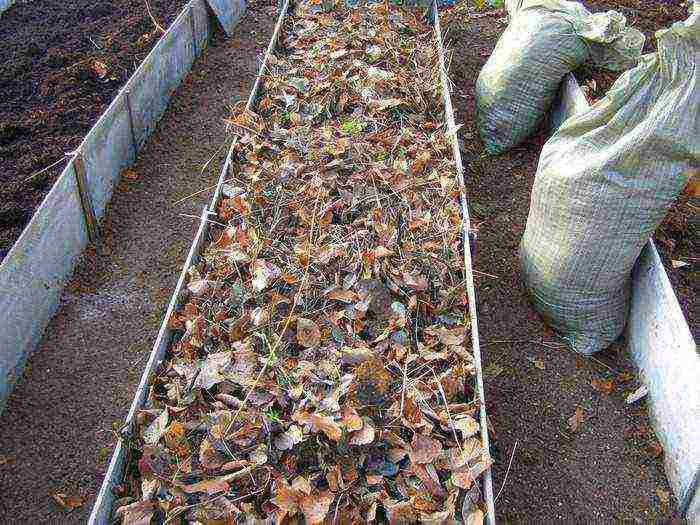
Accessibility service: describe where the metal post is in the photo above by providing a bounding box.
[72,151,100,243]
[124,90,138,156]
[189,5,198,57]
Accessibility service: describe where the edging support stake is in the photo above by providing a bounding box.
[73,151,100,243]
[124,90,138,156]
[189,6,198,57]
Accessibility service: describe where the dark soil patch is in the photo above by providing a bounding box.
[0,4,276,522]
[443,7,677,520]
[574,0,697,337]
[0,0,188,258]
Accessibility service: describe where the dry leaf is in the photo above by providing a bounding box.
[180,477,229,494]
[426,325,466,346]
[409,433,442,464]
[293,411,342,441]
[349,419,375,445]
[91,60,108,78]
[274,425,304,450]
[122,168,139,181]
[591,377,614,394]
[568,407,585,432]
[464,508,484,525]
[300,491,334,524]
[51,492,84,510]
[142,409,169,445]
[342,406,363,432]
[297,318,321,348]
[251,259,281,292]
[324,286,357,303]
[656,488,670,505]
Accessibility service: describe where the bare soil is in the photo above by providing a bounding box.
[0,4,276,522]
[576,0,697,336]
[445,7,678,520]
[0,0,188,259]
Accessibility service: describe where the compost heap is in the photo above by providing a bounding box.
[117,1,490,523]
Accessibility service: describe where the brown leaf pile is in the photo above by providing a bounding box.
[115,0,489,522]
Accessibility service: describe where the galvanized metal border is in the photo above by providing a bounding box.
[553,72,699,521]
[0,0,245,412]
[89,1,496,521]
[431,3,496,523]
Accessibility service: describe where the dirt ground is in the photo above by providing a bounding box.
[0,4,276,522]
[0,0,187,259]
[576,0,697,335]
[444,7,678,521]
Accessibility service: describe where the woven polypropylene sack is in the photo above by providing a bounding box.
[520,10,699,355]
[475,0,644,154]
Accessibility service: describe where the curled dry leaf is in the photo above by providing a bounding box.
[51,492,84,510]
[296,317,321,348]
[293,411,342,441]
[568,406,585,432]
[142,409,169,446]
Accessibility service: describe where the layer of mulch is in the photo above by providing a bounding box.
[441,4,678,520]
[0,0,188,259]
[0,3,277,522]
[114,2,491,523]
[574,0,697,334]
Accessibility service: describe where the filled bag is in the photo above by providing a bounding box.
[520,6,700,355]
[475,0,644,154]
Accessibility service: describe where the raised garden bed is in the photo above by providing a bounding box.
[0,0,245,412]
[0,0,188,259]
[91,1,496,523]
